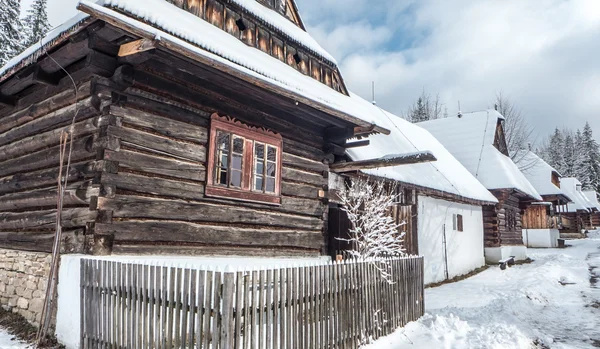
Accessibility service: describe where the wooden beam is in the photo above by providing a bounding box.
[32,66,62,86]
[330,151,436,173]
[345,140,370,148]
[88,33,120,56]
[0,93,16,107]
[324,142,346,156]
[118,38,157,57]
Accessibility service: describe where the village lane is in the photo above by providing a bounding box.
[368,232,600,349]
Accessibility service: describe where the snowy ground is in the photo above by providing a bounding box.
[0,328,28,349]
[367,231,600,349]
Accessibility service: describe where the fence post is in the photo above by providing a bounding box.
[221,271,236,349]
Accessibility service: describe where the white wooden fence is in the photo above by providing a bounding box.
[80,256,424,349]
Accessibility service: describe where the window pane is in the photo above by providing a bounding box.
[255,176,264,191]
[267,161,276,177]
[266,177,276,193]
[230,170,242,188]
[233,136,244,154]
[232,154,243,170]
[217,131,230,151]
[219,153,229,168]
[267,146,277,162]
[255,143,265,159]
[255,161,264,176]
[218,169,228,185]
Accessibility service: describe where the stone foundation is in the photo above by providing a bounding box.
[0,248,51,326]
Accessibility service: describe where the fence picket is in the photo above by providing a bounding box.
[79,257,424,349]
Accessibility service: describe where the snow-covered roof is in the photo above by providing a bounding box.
[517,150,570,199]
[346,97,498,204]
[0,13,91,81]
[418,110,542,201]
[1,0,387,133]
[583,191,600,211]
[561,178,591,213]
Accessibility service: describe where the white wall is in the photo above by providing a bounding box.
[417,195,485,285]
[522,229,560,248]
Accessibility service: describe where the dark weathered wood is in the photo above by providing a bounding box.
[118,38,157,57]
[96,220,322,250]
[330,151,437,173]
[101,172,205,200]
[0,97,98,147]
[0,207,96,230]
[0,183,93,211]
[98,196,324,230]
[0,135,95,178]
[0,229,84,253]
[282,152,327,173]
[0,161,93,195]
[104,149,206,182]
[282,167,326,187]
[107,125,206,163]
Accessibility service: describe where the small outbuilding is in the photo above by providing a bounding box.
[419,110,542,263]
[582,191,600,229]
[518,151,571,248]
[558,178,593,238]
[329,98,498,285]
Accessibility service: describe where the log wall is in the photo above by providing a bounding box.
[92,70,330,257]
[483,190,524,248]
[0,74,110,253]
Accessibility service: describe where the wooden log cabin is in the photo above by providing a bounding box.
[328,99,498,284]
[0,0,406,258]
[518,150,571,247]
[559,178,597,238]
[582,191,600,229]
[419,110,542,263]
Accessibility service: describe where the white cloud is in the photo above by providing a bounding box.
[26,0,600,141]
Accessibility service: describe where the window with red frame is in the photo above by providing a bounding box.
[206,114,283,205]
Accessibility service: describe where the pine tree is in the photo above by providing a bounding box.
[563,132,575,176]
[580,122,600,191]
[22,0,50,48]
[0,0,23,65]
[544,128,565,174]
[410,97,428,123]
[573,129,588,182]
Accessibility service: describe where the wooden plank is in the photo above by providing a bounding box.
[282,152,327,173]
[101,172,205,201]
[96,221,322,250]
[282,167,326,187]
[273,268,280,349]
[0,160,91,195]
[196,269,207,349]
[109,105,208,144]
[107,125,206,163]
[104,149,205,182]
[203,270,213,349]
[118,38,157,57]
[285,267,292,349]
[0,135,95,178]
[98,196,324,231]
[212,271,223,347]
[180,268,190,348]
[244,270,252,349]
[251,270,258,349]
[266,268,273,349]
[221,271,236,349]
[0,207,97,230]
[235,271,244,349]
[188,269,197,349]
[259,269,266,349]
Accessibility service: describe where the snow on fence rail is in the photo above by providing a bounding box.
[80,256,424,349]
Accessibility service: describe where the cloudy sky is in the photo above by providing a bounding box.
[23,0,600,142]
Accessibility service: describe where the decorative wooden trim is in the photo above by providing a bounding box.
[206,113,283,205]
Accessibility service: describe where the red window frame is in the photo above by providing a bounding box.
[206,113,283,205]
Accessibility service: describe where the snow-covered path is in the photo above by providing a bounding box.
[0,328,28,349]
[367,233,600,349]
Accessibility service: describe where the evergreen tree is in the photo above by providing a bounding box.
[405,89,444,123]
[544,128,565,174]
[580,122,600,191]
[563,132,575,176]
[573,129,588,181]
[410,97,428,123]
[22,0,50,48]
[0,0,23,65]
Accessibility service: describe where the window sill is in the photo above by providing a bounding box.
[205,185,281,206]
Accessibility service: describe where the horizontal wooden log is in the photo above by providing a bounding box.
[101,172,205,201]
[0,118,98,162]
[0,96,99,147]
[282,167,326,187]
[98,196,323,230]
[0,182,94,211]
[281,181,321,199]
[104,149,206,181]
[108,105,208,144]
[0,161,94,195]
[0,229,85,254]
[118,38,157,57]
[282,152,327,173]
[0,135,95,177]
[330,151,437,173]
[95,221,322,250]
[107,125,206,163]
[0,208,97,230]
[110,244,320,257]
